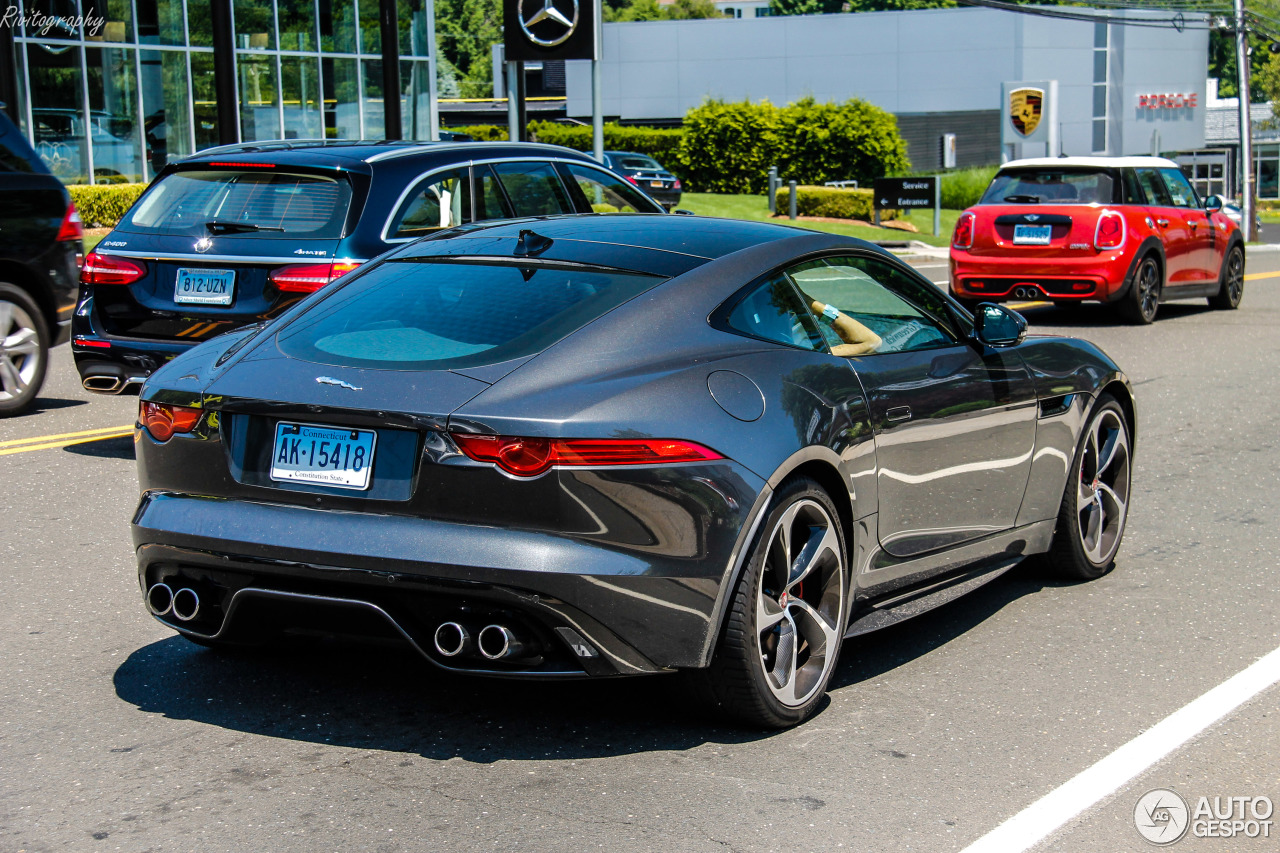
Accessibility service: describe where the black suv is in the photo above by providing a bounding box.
[0,110,82,415]
[73,140,665,393]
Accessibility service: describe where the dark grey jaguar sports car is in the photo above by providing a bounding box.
[132,214,1134,727]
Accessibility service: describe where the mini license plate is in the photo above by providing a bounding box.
[174,268,235,305]
[1013,224,1052,245]
[270,421,377,490]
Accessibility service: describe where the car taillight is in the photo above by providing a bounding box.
[451,434,724,478]
[673,179,682,190]
[139,400,202,442]
[57,203,83,242]
[80,251,146,285]
[1095,210,1126,249]
[269,261,362,293]
[952,212,975,250]
[624,176,638,185]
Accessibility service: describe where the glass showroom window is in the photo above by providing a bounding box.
[140,50,195,172]
[1256,145,1280,199]
[86,46,145,183]
[239,53,282,141]
[27,41,88,182]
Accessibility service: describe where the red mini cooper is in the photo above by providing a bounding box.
[950,156,1245,323]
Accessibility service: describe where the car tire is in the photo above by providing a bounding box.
[1208,243,1244,310]
[1045,394,1132,581]
[0,282,50,417]
[1118,255,1160,325]
[696,477,849,728]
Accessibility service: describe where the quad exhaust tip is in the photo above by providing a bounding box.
[433,622,472,658]
[478,624,528,661]
[171,587,200,622]
[146,583,173,617]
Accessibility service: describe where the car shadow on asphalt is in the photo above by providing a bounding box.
[1019,301,1213,328]
[25,397,88,414]
[64,435,135,460]
[111,566,1064,756]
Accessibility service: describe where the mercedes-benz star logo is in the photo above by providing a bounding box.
[194,236,213,253]
[518,0,579,47]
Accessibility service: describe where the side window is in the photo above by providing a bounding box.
[1159,167,1200,208]
[1122,169,1146,204]
[788,257,957,356]
[389,169,471,238]
[491,161,574,216]
[561,163,658,213]
[1135,168,1173,207]
[473,164,513,221]
[724,274,825,352]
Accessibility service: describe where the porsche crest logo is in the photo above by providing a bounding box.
[1009,87,1044,137]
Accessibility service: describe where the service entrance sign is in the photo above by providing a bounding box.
[504,0,598,61]
[873,177,937,210]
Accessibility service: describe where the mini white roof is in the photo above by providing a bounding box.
[999,156,1180,170]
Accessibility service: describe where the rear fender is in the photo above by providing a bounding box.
[1107,237,1164,303]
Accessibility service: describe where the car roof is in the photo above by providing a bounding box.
[395,213,888,278]
[1001,156,1181,170]
[177,140,600,170]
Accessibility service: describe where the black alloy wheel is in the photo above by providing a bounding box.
[1208,244,1245,310]
[1119,256,1160,325]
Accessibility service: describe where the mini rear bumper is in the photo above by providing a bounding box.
[133,488,762,677]
[950,249,1132,302]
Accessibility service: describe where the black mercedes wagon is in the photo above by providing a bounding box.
[72,140,665,394]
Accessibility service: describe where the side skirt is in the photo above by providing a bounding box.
[845,558,1021,638]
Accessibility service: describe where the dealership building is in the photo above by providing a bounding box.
[0,0,1261,196]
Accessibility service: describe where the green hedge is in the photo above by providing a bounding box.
[68,183,148,228]
[446,124,509,141]
[529,121,684,168]
[894,165,998,210]
[676,98,910,194]
[773,185,897,221]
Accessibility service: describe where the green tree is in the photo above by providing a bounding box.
[436,0,502,97]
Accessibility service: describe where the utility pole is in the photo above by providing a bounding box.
[1236,0,1257,241]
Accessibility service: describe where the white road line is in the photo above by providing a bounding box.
[959,643,1280,853]
[910,263,950,269]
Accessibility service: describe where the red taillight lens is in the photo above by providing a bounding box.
[1095,210,1125,249]
[57,203,83,242]
[139,400,202,442]
[952,212,975,250]
[269,261,362,293]
[624,176,638,185]
[451,434,724,478]
[80,251,146,285]
[673,179,682,190]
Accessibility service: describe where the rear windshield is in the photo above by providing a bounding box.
[980,169,1116,205]
[275,260,664,370]
[617,155,663,171]
[119,169,352,238]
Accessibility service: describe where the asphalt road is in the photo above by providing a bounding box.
[3,253,1280,853]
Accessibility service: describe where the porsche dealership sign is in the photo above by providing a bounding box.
[1001,80,1059,153]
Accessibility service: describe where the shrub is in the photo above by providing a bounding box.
[677,99,781,194]
[528,121,685,172]
[775,97,910,188]
[447,125,509,141]
[68,183,148,227]
[773,185,897,221]
[676,97,910,194]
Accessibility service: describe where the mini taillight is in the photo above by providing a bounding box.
[269,261,362,293]
[451,434,724,478]
[80,251,146,285]
[952,211,975,250]
[57,203,83,242]
[139,400,202,442]
[1095,210,1126,249]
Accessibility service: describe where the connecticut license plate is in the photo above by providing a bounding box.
[1013,224,1052,245]
[270,422,377,490]
[174,268,235,305]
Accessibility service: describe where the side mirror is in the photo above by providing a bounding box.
[1204,194,1223,213]
[673,209,695,216]
[973,303,1027,347]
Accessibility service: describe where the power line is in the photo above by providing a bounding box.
[951,0,1216,29]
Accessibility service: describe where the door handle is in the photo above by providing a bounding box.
[886,406,912,423]
[1156,218,1170,227]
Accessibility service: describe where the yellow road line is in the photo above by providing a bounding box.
[1243,270,1280,281]
[1007,300,1052,310]
[0,429,133,456]
[0,424,134,448]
